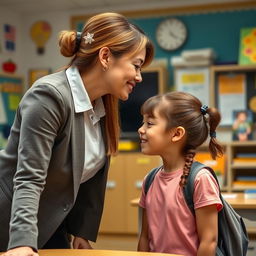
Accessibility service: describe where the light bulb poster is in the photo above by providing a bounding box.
[30,21,52,55]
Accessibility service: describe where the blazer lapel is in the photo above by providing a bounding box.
[71,112,85,197]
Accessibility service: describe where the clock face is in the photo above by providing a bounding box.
[156,18,187,51]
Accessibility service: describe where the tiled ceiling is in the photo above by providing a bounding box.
[0,0,253,15]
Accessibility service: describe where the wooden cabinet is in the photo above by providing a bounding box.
[99,155,126,233]
[99,153,161,234]
[228,141,256,191]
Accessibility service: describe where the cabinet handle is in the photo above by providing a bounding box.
[135,180,143,189]
[106,180,116,189]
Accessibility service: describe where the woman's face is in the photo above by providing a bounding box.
[105,48,146,101]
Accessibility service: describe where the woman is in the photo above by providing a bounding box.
[0,12,154,256]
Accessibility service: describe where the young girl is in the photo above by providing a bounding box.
[137,91,224,256]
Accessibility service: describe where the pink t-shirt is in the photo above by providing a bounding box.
[139,167,223,256]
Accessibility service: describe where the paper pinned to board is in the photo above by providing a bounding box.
[0,93,7,124]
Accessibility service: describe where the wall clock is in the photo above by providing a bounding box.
[156,18,188,51]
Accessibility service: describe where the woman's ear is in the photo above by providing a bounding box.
[99,47,111,70]
[171,126,186,142]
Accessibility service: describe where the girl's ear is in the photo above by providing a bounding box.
[171,126,186,142]
[99,47,111,70]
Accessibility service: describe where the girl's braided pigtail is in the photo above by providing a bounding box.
[179,148,196,187]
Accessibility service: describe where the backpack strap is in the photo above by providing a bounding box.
[144,166,162,195]
[183,161,220,215]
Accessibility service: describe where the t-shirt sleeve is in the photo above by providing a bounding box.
[138,175,147,209]
[193,168,223,211]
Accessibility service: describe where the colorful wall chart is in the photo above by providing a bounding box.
[0,74,23,148]
[239,27,256,65]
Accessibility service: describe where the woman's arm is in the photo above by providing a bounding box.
[1,247,39,256]
[195,204,218,256]
[72,237,92,249]
[8,83,65,251]
[137,208,150,252]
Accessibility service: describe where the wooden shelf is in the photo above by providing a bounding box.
[231,163,256,168]
[247,227,256,235]
[232,186,256,191]
[211,64,256,72]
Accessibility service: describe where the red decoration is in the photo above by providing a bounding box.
[2,59,17,73]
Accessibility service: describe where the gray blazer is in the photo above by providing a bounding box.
[0,71,110,251]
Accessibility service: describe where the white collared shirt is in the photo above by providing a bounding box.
[66,66,106,183]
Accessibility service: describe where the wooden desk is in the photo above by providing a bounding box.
[131,193,256,234]
[36,249,182,256]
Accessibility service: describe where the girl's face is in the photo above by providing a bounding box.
[138,107,173,156]
[104,48,146,101]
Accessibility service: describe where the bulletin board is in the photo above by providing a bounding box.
[212,67,256,127]
[0,73,23,147]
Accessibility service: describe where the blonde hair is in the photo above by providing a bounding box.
[58,12,154,155]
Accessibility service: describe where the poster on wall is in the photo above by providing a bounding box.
[30,21,52,55]
[217,73,246,126]
[29,68,51,86]
[175,67,210,106]
[3,24,16,52]
[0,93,7,124]
[0,74,23,148]
[239,27,256,65]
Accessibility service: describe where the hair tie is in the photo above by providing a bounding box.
[200,105,208,115]
[210,131,216,138]
[74,32,82,53]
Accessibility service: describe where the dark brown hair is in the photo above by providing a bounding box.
[58,12,154,155]
[141,91,224,187]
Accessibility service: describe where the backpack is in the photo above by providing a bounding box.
[144,161,249,256]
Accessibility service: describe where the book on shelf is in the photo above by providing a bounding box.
[233,158,256,164]
[233,181,256,188]
[236,176,256,181]
[244,189,256,199]
[233,157,256,161]
[236,153,256,158]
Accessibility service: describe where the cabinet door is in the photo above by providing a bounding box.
[125,154,161,233]
[99,156,126,233]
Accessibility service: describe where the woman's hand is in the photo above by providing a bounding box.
[72,236,92,249]
[1,247,38,256]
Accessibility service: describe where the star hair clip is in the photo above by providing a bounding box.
[83,32,95,44]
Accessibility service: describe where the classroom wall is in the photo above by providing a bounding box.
[132,9,256,85]
[0,7,24,75]
[1,7,256,89]
[21,10,70,88]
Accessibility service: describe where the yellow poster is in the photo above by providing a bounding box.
[218,74,245,94]
[217,73,246,126]
[239,27,256,65]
